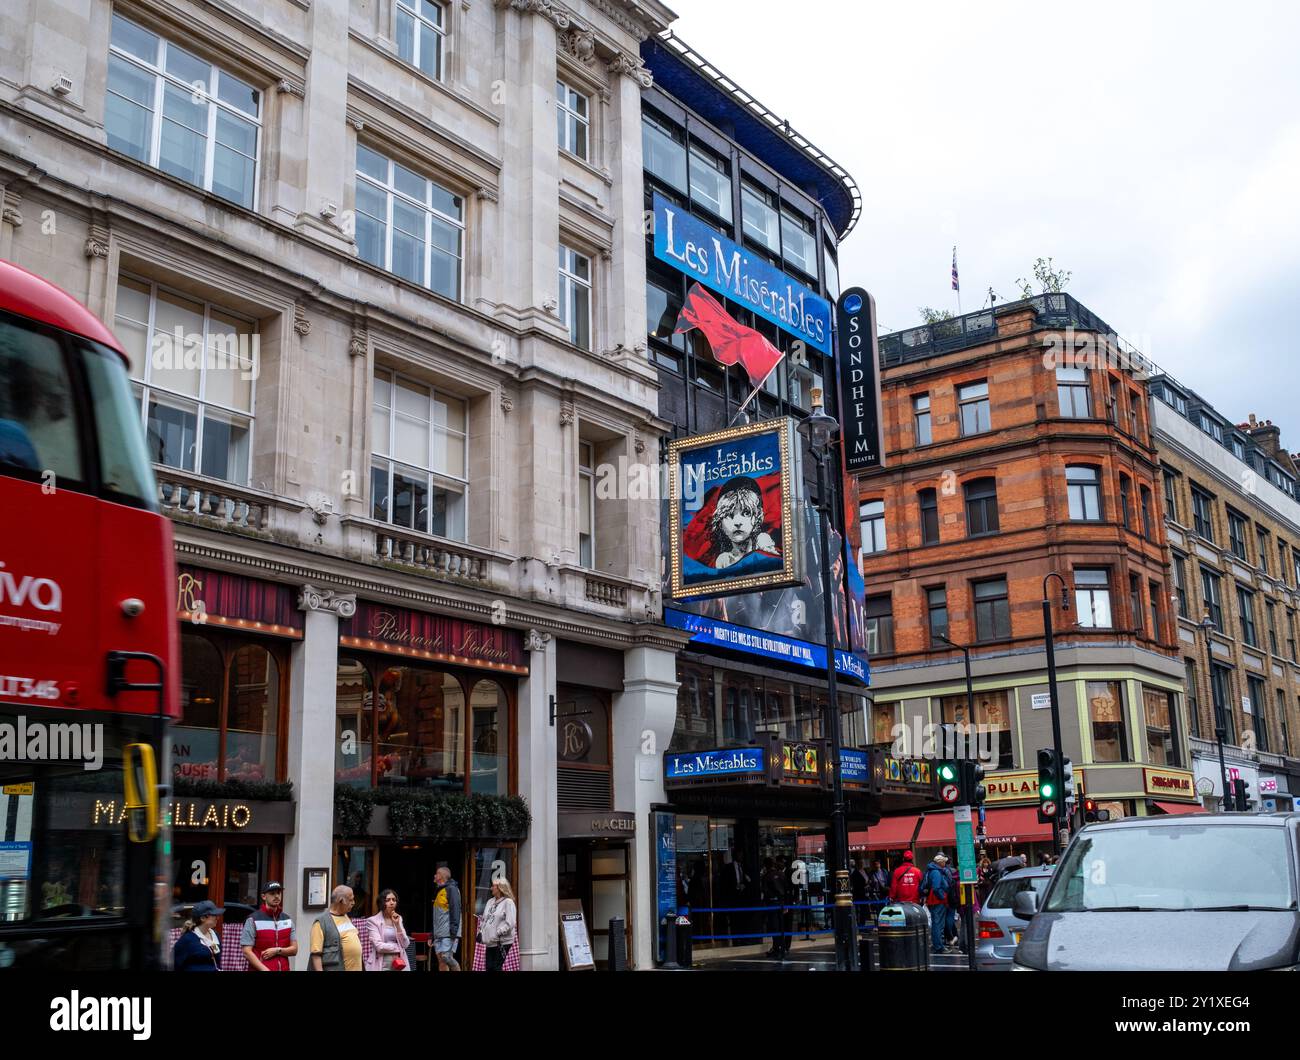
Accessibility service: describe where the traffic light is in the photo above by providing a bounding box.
[1037,748,1060,823]
[1083,797,1100,823]
[961,759,986,807]
[1236,778,1253,812]
[937,760,961,804]
[1061,757,1075,802]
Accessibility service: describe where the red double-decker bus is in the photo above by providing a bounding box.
[0,259,178,970]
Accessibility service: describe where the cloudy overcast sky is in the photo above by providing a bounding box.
[666,0,1300,446]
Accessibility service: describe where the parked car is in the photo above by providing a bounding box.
[1012,812,1300,971]
[974,865,1053,971]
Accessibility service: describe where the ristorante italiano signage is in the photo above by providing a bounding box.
[339,601,527,675]
[652,192,833,355]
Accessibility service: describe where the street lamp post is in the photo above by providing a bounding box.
[1198,614,1231,811]
[1042,573,1071,854]
[802,388,857,972]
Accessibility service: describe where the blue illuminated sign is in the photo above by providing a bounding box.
[840,749,870,786]
[664,608,870,684]
[652,192,833,355]
[664,747,766,779]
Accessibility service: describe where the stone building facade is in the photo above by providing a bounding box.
[1150,378,1300,811]
[1,0,687,968]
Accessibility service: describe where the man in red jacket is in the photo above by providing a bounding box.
[888,851,923,903]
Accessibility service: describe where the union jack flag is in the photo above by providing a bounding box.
[951,247,960,292]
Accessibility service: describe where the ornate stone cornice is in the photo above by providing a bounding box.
[298,584,357,617]
[608,51,653,88]
[496,0,572,30]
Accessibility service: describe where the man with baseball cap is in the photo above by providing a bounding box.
[241,882,297,971]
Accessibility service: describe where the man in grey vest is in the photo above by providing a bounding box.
[431,866,463,971]
[309,886,362,971]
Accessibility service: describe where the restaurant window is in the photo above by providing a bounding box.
[1172,553,1189,618]
[1237,585,1258,649]
[927,587,948,648]
[1143,686,1179,766]
[913,393,932,446]
[1184,658,1201,740]
[176,632,282,783]
[740,182,780,253]
[370,369,468,541]
[1066,465,1102,521]
[355,144,464,300]
[642,110,687,192]
[106,13,261,208]
[1074,568,1112,629]
[558,244,592,350]
[671,662,716,752]
[1227,510,1249,561]
[1119,474,1133,530]
[1191,485,1214,541]
[114,275,256,486]
[973,577,1010,642]
[941,690,1012,770]
[688,143,732,223]
[1087,681,1128,762]
[1140,486,1154,541]
[1210,664,1236,744]
[919,488,939,546]
[1162,468,1179,523]
[1056,365,1090,418]
[865,595,894,655]
[556,80,590,160]
[1149,579,1163,642]
[1201,569,1223,631]
[860,499,886,554]
[396,0,445,80]
[963,477,999,537]
[470,679,511,795]
[958,381,990,436]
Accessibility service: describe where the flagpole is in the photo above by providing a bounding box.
[729,359,783,426]
[953,244,962,316]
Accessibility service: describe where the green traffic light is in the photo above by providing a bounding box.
[938,762,957,782]
[1041,782,1055,799]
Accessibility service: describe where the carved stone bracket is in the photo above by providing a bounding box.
[560,27,597,65]
[349,331,367,358]
[634,436,646,455]
[2,206,22,228]
[525,628,552,652]
[475,187,499,203]
[608,52,653,88]
[277,79,305,98]
[298,584,357,618]
[84,224,110,258]
[500,395,514,415]
[293,304,311,336]
[559,401,575,427]
[496,0,572,30]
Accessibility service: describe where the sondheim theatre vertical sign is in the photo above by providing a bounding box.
[835,288,885,472]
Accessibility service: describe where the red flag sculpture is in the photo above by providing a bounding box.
[673,283,785,388]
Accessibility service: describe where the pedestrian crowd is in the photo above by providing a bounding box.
[171,872,518,972]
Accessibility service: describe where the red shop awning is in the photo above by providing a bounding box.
[1152,800,1203,816]
[849,815,920,851]
[977,806,1054,845]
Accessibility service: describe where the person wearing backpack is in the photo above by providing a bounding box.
[919,853,951,954]
[945,861,964,952]
[888,850,923,903]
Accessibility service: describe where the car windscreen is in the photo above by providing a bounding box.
[1043,824,1296,912]
[986,874,1051,910]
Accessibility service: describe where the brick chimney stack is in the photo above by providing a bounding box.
[1242,414,1297,476]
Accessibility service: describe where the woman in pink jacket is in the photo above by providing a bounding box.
[364,889,411,971]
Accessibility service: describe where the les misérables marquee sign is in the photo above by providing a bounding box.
[339,601,527,675]
[652,192,832,356]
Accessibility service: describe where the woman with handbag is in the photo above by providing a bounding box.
[479,880,518,972]
[364,888,411,971]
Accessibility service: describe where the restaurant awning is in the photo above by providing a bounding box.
[1152,800,1203,815]
[978,806,1053,844]
[847,806,1054,851]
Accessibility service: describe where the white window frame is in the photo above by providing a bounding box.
[395,0,446,81]
[1074,569,1113,628]
[556,79,590,160]
[355,145,465,302]
[578,440,596,568]
[913,393,932,445]
[1067,465,1102,521]
[1056,365,1091,418]
[558,244,593,350]
[115,273,257,487]
[859,500,886,555]
[958,381,991,435]
[370,367,469,541]
[106,13,262,209]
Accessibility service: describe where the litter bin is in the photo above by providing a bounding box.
[858,929,874,972]
[876,902,929,971]
[675,913,693,968]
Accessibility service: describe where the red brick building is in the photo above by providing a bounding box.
[854,294,1196,851]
